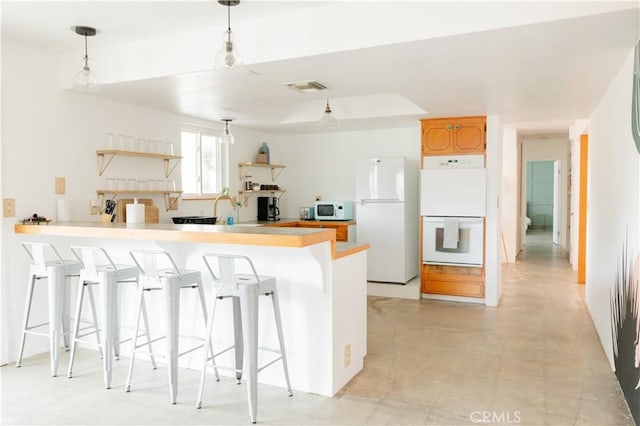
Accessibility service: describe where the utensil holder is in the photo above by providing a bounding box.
[100,213,114,224]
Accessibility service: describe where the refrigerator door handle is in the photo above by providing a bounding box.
[360,198,402,205]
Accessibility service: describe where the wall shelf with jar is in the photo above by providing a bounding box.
[237,162,286,206]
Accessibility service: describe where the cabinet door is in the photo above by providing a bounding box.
[334,227,348,242]
[421,119,453,154]
[452,117,485,153]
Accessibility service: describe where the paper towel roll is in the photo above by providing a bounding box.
[126,203,145,224]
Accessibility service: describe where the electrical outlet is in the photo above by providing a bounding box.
[55,177,65,195]
[344,344,351,367]
[3,198,16,217]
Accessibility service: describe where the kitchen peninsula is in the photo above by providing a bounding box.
[14,222,369,397]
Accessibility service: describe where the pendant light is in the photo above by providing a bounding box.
[215,0,244,71]
[318,99,339,128]
[71,26,99,92]
[220,118,235,144]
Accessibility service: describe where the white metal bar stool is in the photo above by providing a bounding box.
[197,253,293,424]
[16,242,82,376]
[126,249,215,404]
[67,246,156,389]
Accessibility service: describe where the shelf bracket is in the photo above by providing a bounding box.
[271,166,285,181]
[163,158,182,178]
[97,152,117,176]
[163,192,182,212]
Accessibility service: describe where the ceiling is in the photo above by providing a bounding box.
[2,1,639,134]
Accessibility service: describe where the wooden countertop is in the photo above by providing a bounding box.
[14,222,368,260]
[244,218,356,226]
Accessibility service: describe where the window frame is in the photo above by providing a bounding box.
[180,124,229,199]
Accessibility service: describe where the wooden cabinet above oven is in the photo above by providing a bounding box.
[420,116,486,155]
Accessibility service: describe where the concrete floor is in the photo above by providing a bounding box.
[1,231,634,425]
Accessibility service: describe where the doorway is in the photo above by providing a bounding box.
[525,160,556,245]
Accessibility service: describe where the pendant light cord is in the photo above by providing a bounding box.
[83,34,89,68]
[227,4,231,32]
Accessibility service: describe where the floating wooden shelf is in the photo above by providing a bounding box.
[96,189,184,212]
[96,150,183,177]
[238,162,286,181]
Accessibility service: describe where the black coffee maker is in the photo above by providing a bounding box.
[257,196,280,221]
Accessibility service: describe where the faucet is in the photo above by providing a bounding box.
[213,194,236,219]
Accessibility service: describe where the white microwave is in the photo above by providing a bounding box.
[314,201,353,221]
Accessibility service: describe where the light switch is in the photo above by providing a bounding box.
[3,198,15,217]
[55,177,65,195]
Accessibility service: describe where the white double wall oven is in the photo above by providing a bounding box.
[420,155,486,268]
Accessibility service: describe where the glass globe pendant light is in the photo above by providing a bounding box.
[71,26,99,92]
[215,0,244,71]
[220,118,235,144]
[318,99,339,128]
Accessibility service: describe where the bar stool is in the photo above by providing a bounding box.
[197,253,293,424]
[67,246,156,389]
[126,249,215,404]
[16,242,82,377]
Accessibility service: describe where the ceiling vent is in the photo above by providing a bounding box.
[284,80,327,93]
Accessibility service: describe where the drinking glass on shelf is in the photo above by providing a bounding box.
[137,179,148,191]
[104,133,114,150]
[117,178,127,190]
[116,135,126,151]
[127,136,137,152]
[166,143,174,156]
[147,140,157,154]
[137,138,147,153]
[127,179,137,191]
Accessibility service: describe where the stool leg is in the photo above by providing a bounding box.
[112,282,120,361]
[269,291,293,396]
[239,286,259,424]
[48,267,66,377]
[125,284,145,393]
[86,284,104,359]
[196,296,218,409]
[62,275,71,350]
[100,276,117,389]
[196,283,219,381]
[67,282,87,378]
[140,292,157,369]
[232,297,243,384]
[164,280,180,404]
[16,273,37,368]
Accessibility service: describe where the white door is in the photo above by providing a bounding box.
[357,202,406,283]
[356,157,405,201]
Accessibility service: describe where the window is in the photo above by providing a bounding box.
[181,126,228,196]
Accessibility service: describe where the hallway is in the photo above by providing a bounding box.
[1,234,634,425]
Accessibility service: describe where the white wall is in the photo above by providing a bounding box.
[485,115,503,306]
[586,49,639,367]
[501,126,519,263]
[520,135,570,250]
[272,126,421,218]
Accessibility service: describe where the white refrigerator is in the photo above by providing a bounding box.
[356,157,418,284]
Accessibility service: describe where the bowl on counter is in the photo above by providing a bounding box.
[172,216,217,224]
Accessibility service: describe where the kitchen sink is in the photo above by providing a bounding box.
[172,216,217,224]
